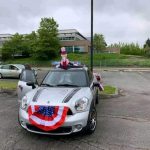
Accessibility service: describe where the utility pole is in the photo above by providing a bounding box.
[91,0,93,72]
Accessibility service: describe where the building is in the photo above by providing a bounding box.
[58,29,90,53]
[0,34,12,48]
[0,29,90,53]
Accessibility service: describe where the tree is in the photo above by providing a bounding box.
[109,42,122,48]
[144,38,150,48]
[24,31,38,56]
[2,33,25,60]
[0,47,2,61]
[93,34,107,53]
[143,38,150,57]
[120,42,144,56]
[35,17,60,60]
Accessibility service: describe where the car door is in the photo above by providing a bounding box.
[1,65,11,77]
[9,65,20,78]
[17,69,38,102]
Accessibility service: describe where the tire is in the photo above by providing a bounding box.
[84,106,97,134]
[0,73,3,79]
[18,74,21,79]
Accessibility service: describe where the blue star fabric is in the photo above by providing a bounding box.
[37,106,55,117]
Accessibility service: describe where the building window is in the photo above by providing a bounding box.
[74,46,85,52]
[59,37,75,41]
[64,46,85,53]
[65,46,73,53]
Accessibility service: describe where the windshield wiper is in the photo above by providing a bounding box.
[41,83,54,87]
[56,84,79,87]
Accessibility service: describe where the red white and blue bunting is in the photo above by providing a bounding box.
[28,105,68,131]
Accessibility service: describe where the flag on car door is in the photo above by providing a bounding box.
[28,105,68,131]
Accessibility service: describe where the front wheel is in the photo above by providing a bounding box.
[0,73,3,79]
[96,90,99,104]
[18,74,21,79]
[84,106,97,134]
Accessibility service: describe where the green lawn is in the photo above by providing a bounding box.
[100,85,117,95]
[3,53,150,67]
[0,80,17,90]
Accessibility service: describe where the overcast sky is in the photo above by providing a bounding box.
[0,0,150,46]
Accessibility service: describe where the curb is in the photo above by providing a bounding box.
[94,68,150,72]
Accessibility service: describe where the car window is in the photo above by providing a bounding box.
[20,70,36,83]
[1,65,10,69]
[42,70,88,87]
[10,65,18,70]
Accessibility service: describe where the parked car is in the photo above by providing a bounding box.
[0,64,37,79]
[18,66,101,135]
[0,64,25,79]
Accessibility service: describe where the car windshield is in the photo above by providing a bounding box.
[41,70,88,87]
[14,64,25,69]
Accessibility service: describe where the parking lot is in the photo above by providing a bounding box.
[0,70,150,150]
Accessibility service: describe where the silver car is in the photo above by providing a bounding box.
[18,66,100,135]
[0,64,37,79]
[0,64,25,79]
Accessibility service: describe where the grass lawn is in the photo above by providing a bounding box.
[0,80,18,90]
[100,85,117,95]
[3,53,150,67]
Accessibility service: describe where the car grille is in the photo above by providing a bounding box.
[26,124,72,134]
[67,109,73,115]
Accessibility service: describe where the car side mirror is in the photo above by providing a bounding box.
[26,82,36,89]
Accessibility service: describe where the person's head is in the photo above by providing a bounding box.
[60,47,67,58]
[24,64,31,70]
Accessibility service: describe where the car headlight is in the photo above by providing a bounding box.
[75,97,89,112]
[21,96,28,110]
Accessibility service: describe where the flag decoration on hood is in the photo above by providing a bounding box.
[28,105,68,131]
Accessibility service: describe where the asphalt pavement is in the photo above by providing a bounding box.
[0,70,150,150]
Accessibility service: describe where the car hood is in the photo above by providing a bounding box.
[27,87,89,106]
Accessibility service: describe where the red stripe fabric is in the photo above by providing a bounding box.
[28,105,69,131]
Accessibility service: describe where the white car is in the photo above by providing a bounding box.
[18,66,101,135]
[0,64,25,79]
[0,64,37,79]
